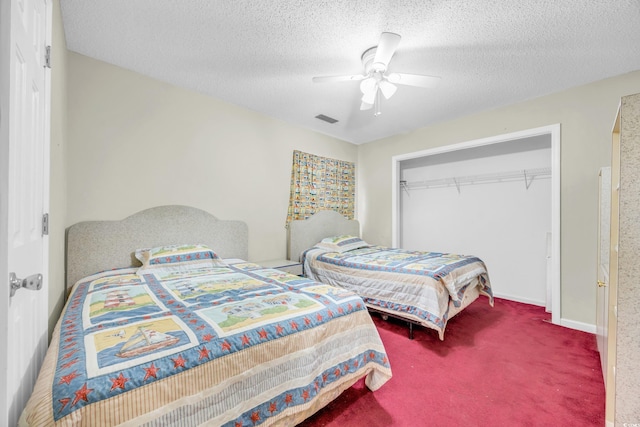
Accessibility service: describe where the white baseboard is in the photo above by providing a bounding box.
[492,293,597,334]
[560,318,596,334]
[492,292,545,307]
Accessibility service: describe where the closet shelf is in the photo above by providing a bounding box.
[401,167,551,193]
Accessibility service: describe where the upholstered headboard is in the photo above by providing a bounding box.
[66,205,248,291]
[287,210,360,262]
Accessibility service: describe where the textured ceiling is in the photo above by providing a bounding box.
[60,0,640,144]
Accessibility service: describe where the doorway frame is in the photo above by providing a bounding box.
[391,124,561,325]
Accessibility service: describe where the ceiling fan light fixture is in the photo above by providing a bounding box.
[360,102,373,111]
[378,80,397,99]
[361,88,377,105]
[359,77,376,94]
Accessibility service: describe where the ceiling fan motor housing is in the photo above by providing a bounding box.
[361,46,384,73]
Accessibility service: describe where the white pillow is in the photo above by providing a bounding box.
[315,235,370,253]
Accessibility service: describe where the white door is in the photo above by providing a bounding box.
[596,167,611,382]
[0,0,51,426]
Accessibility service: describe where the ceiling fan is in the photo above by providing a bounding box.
[312,32,441,116]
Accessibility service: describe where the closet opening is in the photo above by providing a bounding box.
[391,125,560,325]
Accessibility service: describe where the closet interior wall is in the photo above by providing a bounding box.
[400,135,552,306]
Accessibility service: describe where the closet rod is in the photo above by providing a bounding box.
[403,167,551,192]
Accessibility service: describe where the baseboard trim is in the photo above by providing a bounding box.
[492,292,545,307]
[560,318,596,334]
[492,294,596,334]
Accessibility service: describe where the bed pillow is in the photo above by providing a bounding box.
[135,243,227,274]
[315,235,370,253]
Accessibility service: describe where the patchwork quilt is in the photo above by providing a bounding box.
[21,262,391,426]
[303,246,494,339]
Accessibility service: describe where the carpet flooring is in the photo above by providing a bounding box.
[300,297,605,427]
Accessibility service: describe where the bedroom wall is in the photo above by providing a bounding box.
[65,53,356,267]
[48,0,68,338]
[357,70,640,328]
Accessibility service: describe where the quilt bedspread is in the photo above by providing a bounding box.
[21,262,391,426]
[302,246,493,339]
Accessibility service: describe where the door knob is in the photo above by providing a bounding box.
[597,280,607,288]
[10,272,42,297]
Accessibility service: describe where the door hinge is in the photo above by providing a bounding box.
[42,213,49,235]
[45,45,51,69]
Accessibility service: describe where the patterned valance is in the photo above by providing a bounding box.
[286,150,355,224]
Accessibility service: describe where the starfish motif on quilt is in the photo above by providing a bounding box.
[62,349,78,359]
[199,346,211,360]
[241,334,250,346]
[268,402,278,414]
[58,398,71,413]
[59,370,79,385]
[172,354,186,369]
[71,383,93,407]
[143,363,160,381]
[284,394,293,405]
[110,373,129,391]
[61,359,79,370]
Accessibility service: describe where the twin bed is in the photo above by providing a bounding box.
[288,210,494,340]
[20,206,391,427]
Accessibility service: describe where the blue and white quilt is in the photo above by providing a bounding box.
[303,245,493,340]
[21,262,391,426]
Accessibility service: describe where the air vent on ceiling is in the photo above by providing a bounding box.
[315,114,338,124]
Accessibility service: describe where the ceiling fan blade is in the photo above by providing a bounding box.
[373,32,401,71]
[387,72,441,88]
[361,87,377,105]
[378,80,397,99]
[312,74,366,83]
[360,102,373,111]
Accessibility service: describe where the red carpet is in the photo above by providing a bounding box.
[300,297,605,427]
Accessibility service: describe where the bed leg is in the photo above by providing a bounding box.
[408,322,414,340]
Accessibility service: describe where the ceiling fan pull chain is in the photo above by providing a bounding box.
[374,89,382,117]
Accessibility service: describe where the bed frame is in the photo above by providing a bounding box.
[66,205,248,292]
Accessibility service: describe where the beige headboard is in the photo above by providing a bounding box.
[66,205,248,291]
[287,210,360,262]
